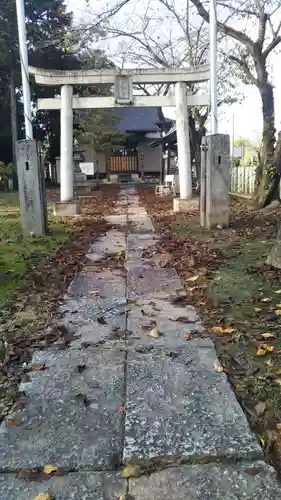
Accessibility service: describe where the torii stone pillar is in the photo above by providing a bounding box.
[60,85,73,202]
[175,82,192,200]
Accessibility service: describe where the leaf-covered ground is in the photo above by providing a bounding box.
[138,187,281,474]
[0,187,119,421]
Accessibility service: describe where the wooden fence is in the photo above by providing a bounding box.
[229,164,256,196]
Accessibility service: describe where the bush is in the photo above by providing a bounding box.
[0,162,14,191]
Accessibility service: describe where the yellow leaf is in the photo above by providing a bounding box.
[210,326,235,334]
[276,423,281,431]
[260,344,275,352]
[276,304,281,307]
[213,360,224,373]
[122,464,142,478]
[261,297,271,303]
[186,275,200,282]
[43,465,58,475]
[33,493,54,500]
[275,310,281,316]
[275,379,281,386]
[261,332,275,339]
[275,290,281,294]
[148,327,163,338]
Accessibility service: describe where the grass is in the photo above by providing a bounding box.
[0,190,69,310]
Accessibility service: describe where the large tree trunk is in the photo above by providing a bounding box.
[254,59,280,206]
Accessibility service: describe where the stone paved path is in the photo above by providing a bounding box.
[0,187,281,499]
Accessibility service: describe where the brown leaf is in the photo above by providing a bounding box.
[183,332,192,340]
[6,419,22,428]
[141,319,157,330]
[244,466,263,475]
[18,467,42,480]
[29,363,46,372]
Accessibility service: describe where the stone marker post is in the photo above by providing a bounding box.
[200,134,230,229]
[16,139,48,236]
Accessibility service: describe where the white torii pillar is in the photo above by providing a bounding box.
[175,82,192,200]
[60,85,73,202]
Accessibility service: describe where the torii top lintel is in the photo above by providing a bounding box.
[29,65,210,86]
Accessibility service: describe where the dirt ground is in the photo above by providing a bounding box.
[138,186,281,474]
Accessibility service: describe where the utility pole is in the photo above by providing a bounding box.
[15,0,33,139]
[210,0,218,134]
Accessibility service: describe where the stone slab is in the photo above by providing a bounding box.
[87,230,126,259]
[66,269,126,299]
[127,296,203,350]
[127,233,158,252]
[53,202,80,216]
[0,472,126,500]
[127,267,182,299]
[129,462,281,499]
[0,349,125,470]
[59,296,127,329]
[124,343,262,461]
[127,214,154,233]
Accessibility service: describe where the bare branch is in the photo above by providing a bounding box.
[190,0,255,54]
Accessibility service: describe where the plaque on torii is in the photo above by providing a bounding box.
[114,75,133,105]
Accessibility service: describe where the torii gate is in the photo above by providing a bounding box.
[29,65,209,210]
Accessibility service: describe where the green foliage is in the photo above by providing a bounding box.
[79,110,127,153]
[0,162,14,190]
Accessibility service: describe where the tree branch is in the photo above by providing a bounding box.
[190,0,255,54]
[229,54,257,85]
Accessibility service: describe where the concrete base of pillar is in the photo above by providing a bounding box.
[131,173,140,182]
[53,201,80,216]
[173,197,199,213]
[109,174,119,183]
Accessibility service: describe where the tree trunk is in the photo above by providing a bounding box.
[10,67,18,171]
[254,59,280,206]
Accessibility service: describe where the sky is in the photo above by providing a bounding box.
[67,0,281,143]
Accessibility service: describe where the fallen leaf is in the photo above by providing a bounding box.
[122,464,142,478]
[77,364,86,373]
[183,332,192,340]
[33,494,54,500]
[254,401,266,416]
[140,319,157,330]
[260,344,275,352]
[29,363,46,372]
[261,297,271,303]
[210,326,235,334]
[43,465,58,475]
[261,332,276,339]
[254,307,261,312]
[244,466,263,475]
[255,347,267,357]
[275,310,281,316]
[148,327,163,338]
[275,378,281,386]
[213,360,224,373]
[275,290,281,294]
[6,419,22,428]
[277,423,281,432]
[97,316,107,325]
[277,303,281,307]
[186,275,200,282]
